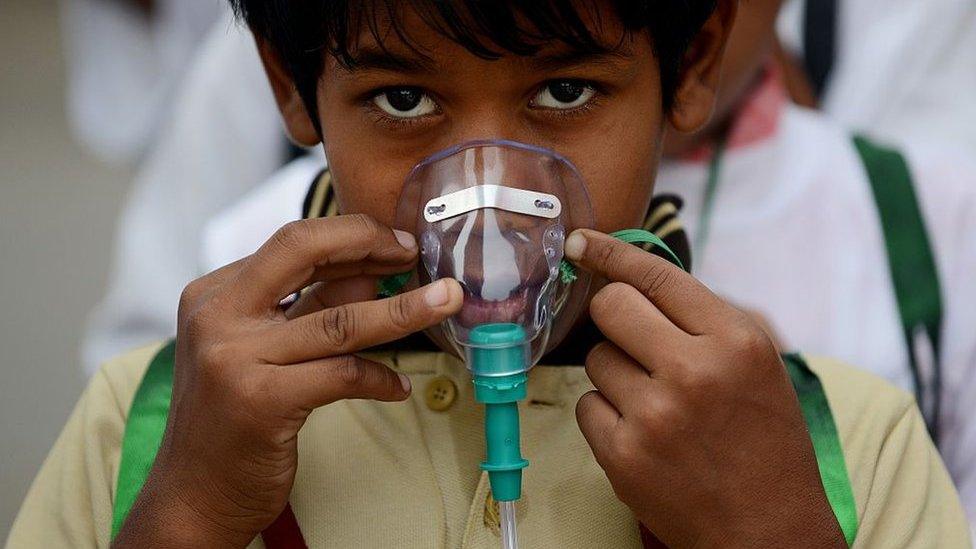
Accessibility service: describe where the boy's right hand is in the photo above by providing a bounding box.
[113,215,463,548]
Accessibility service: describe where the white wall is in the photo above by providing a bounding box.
[0,0,134,537]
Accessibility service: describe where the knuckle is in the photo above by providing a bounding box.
[387,295,415,332]
[193,341,244,393]
[272,220,313,254]
[198,340,236,370]
[347,213,381,239]
[634,264,675,300]
[680,363,724,396]
[181,302,218,343]
[238,372,276,407]
[646,394,682,427]
[318,306,354,350]
[575,390,600,421]
[606,428,644,479]
[178,279,207,312]
[594,239,623,273]
[727,321,772,359]
[584,341,614,373]
[332,356,368,389]
[631,395,660,425]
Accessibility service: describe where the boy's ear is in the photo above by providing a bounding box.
[254,37,321,147]
[668,0,738,133]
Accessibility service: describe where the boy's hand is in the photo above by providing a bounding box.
[565,230,845,548]
[114,215,462,548]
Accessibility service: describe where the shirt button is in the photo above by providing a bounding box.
[425,376,458,411]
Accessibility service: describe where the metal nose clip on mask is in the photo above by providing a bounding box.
[395,140,594,549]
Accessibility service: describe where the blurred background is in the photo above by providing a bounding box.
[0,0,134,536]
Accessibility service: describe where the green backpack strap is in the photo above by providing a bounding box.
[783,353,859,546]
[111,340,177,539]
[852,136,943,439]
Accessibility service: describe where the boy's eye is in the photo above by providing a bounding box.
[372,88,437,118]
[531,80,597,110]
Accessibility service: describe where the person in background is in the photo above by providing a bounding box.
[79,12,307,374]
[61,0,223,163]
[777,0,976,150]
[658,0,976,529]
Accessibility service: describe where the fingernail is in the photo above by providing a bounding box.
[424,280,450,307]
[398,373,412,394]
[564,231,587,261]
[393,229,417,250]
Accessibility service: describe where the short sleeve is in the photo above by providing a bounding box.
[853,402,972,547]
[6,344,157,548]
[808,356,971,547]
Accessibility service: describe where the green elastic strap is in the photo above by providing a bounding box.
[783,353,859,546]
[111,341,176,539]
[853,135,943,438]
[610,228,686,271]
[694,134,728,260]
[381,228,687,295]
[377,271,413,298]
[560,228,686,282]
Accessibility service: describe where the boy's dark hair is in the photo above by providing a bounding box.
[230,1,718,131]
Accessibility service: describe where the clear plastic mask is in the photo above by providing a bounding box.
[395,140,594,373]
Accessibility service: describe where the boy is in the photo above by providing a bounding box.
[200,0,976,527]
[9,1,969,547]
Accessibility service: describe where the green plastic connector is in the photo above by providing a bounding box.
[469,323,530,502]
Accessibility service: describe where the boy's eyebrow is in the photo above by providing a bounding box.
[529,49,633,71]
[341,47,437,75]
[336,46,633,75]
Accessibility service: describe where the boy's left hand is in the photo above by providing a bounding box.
[565,230,846,548]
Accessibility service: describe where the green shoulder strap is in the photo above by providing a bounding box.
[783,353,859,546]
[111,341,176,539]
[852,136,943,439]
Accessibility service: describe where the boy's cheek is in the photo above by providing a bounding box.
[321,150,411,225]
[565,118,662,232]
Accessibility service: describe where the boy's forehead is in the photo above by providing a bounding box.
[331,1,640,74]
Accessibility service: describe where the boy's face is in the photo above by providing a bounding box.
[262,2,733,234]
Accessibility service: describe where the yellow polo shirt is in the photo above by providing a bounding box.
[7,343,971,548]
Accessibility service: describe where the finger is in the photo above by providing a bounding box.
[276,355,412,410]
[575,390,621,465]
[263,278,463,364]
[285,278,379,319]
[229,215,419,313]
[564,229,734,334]
[584,342,658,414]
[589,282,690,368]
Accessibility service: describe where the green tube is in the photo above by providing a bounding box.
[469,324,530,503]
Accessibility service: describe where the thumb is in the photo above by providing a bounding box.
[277,355,411,410]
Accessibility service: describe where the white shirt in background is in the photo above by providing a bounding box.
[777,0,976,150]
[656,104,976,527]
[61,0,224,163]
[81,15,297,374]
